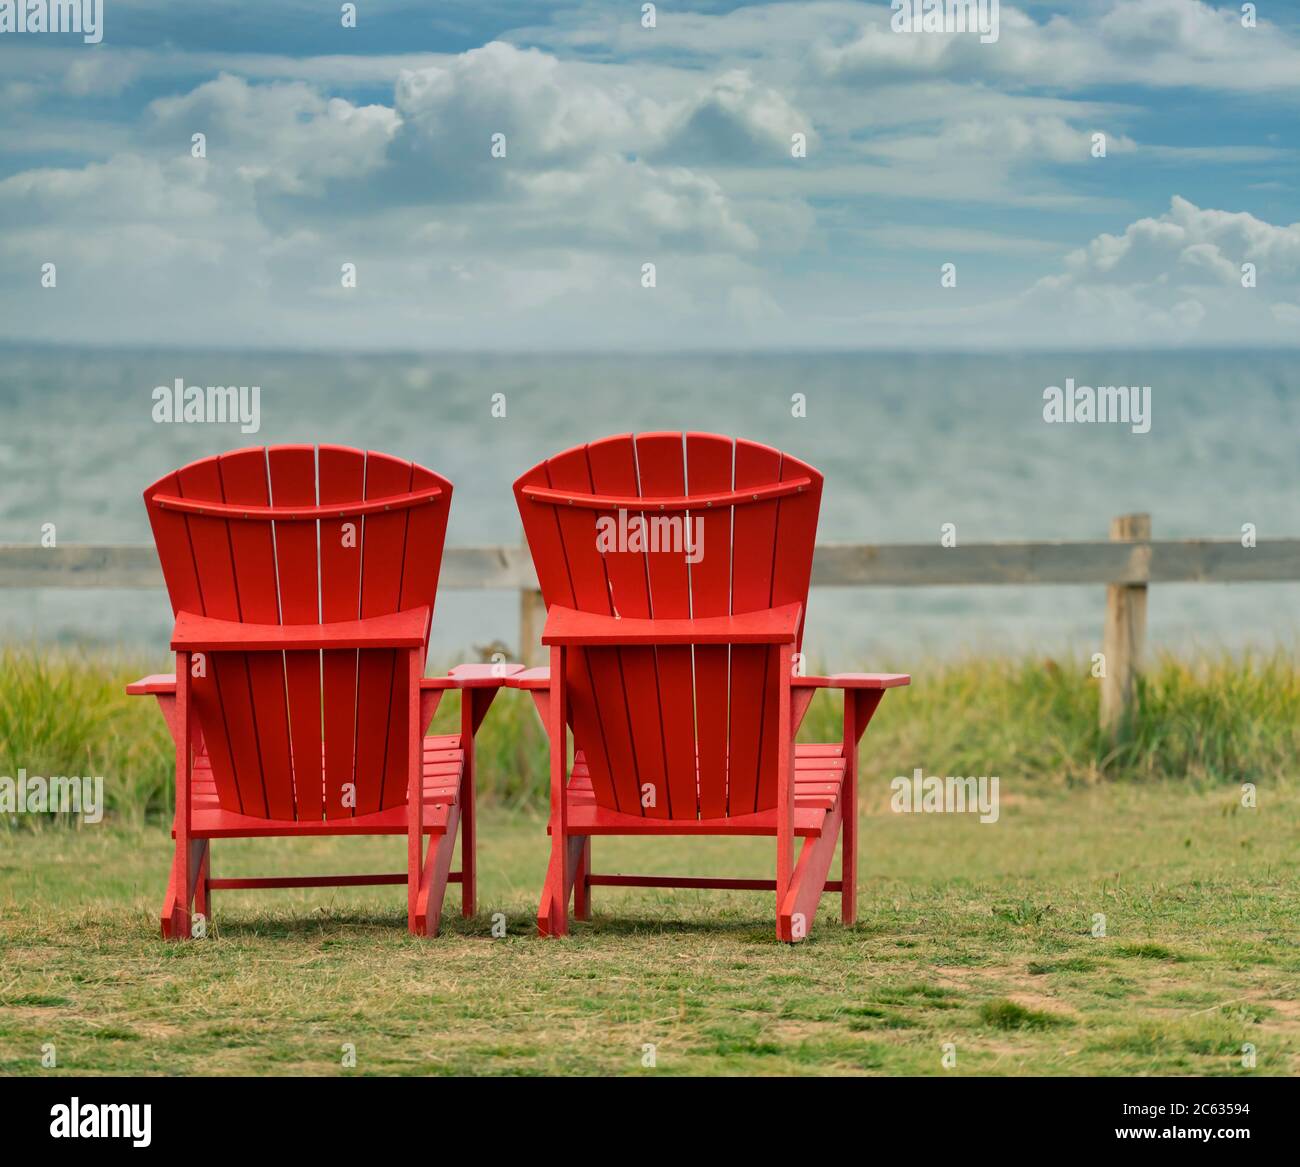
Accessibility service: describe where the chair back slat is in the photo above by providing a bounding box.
[268,446,324,821]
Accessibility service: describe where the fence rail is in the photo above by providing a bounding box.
[4,517,1297,733]
[4,537,1297,590]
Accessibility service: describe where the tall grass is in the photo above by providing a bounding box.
[2,646,1296,826]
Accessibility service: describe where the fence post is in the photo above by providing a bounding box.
[518,586,545,668]
[1100,513,1150,737]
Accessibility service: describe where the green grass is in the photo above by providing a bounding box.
[0,782,1296,1075]
[2,647,1297,1075]
[4,646,1299,822]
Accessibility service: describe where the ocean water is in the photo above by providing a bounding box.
[1,347,1296,664]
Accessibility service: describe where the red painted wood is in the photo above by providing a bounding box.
[177,455,269,818]
[161,653,193,939]
[353,452,413,816]
[771,451,822,648]
[542,603,800,646]
[634,432,698,820]
[779,797,844,943]
[218,449,296,820]
[538,644,571,937]
[415,803,462,936]
[318,445,366,820]
[546,445,641,816]
[725,440,782,816]
[152,485,443,521]
[559,799,828,837]
[172,607,429,651]
[446,662,525,688]
[573,837,592,920]
[685,433,734,819]
[841,689,858,926]
[513,432,899,941]
[519,476,812,511]
[143,474,235,816]
[209,873,410,890]
[268,446,324,821]
[125,674,177,694]
[586,434,667,820]
[793,672,912,689]
[587,875,843,891]
[775,642,796,937]
[407,646,424,932]
[140,445,480,939]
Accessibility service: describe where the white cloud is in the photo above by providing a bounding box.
[818,0,1300,93]
[147,74,398,195]
[1048,196,1300,287]
[1020,197,1300,343]
[653,70,813,164]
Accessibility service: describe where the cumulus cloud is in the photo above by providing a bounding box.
[652,70,813,163]
[817,0,1300,92]
[146,74,399,195]
[390,42,651,181]
[1045,196,1300,288]
[870,115,1136,165]
[1023,197,1300,343]
[0,6,1296,351]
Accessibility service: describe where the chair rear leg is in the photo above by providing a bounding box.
[573,837,591,921]
[194,841,211,923]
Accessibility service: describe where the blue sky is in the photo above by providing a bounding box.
[1,0,1298,348]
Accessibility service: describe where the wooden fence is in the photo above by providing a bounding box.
[4,514,1297,735]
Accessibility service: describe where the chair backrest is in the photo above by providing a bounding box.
[515,432,822,821]
[145,446,452,822]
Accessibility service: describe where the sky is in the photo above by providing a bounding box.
[1,0,1298,350]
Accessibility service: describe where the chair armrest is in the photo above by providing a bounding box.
[171,606,430,652]
[505,666,551,690]
[126,674,177,696]
[793,672,911,690]
[542,602,802,647]
[420,662,525,690]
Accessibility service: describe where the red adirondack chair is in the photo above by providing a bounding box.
[510,432,909,942]
[127,446,519,939]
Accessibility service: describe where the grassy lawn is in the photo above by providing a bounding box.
[2,780,1296,1076]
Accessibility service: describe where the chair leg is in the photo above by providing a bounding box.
[460,766,476,919]
[537,828,570,937]
[778,804,843,943]
[194,841,211,922]
[415,813,461,937]
[573,837,591,921]
[160,845,188,940]
[841,783,857,926]
[161,838,202,940]
[407,834,424,937]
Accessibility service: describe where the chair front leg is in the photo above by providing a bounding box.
[459,686,499,920]
[843,689,884,926]
[775,645,797,942]
[407,647,426,936]
[161,652,194,940]
[538,645,570,937]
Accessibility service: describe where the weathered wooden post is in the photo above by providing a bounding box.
[1100,513,1150,736]
[516,534,546,670]
[517,587,545,667]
